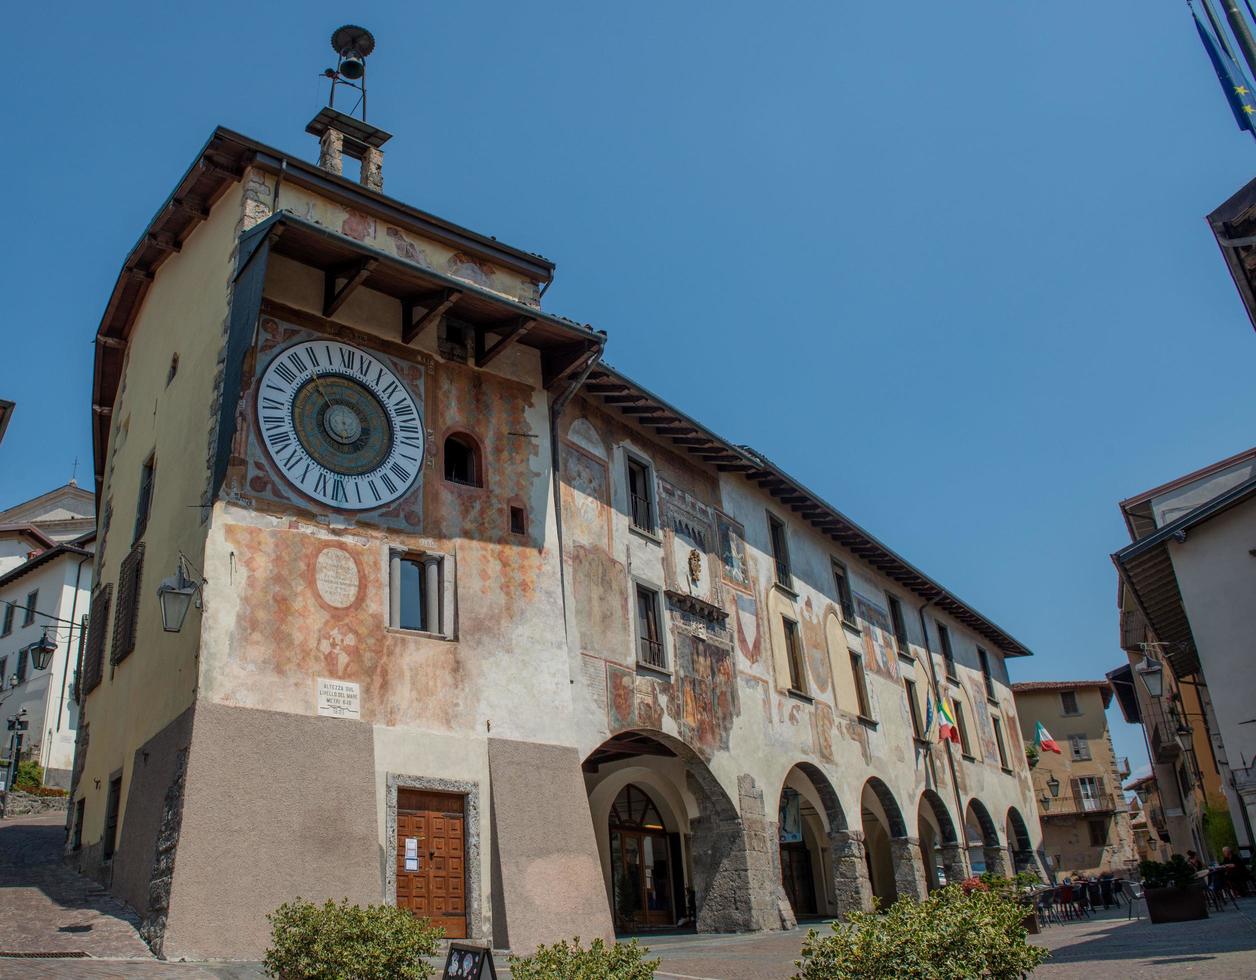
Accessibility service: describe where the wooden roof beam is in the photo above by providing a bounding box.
[475,317,537,368]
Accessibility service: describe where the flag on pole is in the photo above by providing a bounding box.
[923,690,935,739]
[1035,722,1062,754]
[1192,2,1256,136]
[938,698,961,746]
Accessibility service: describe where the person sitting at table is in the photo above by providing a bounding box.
[1221,846,1251,896]
[1186,850,1205,872]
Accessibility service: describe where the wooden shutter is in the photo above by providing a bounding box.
[82,584,113,695]
[111,543,145,664]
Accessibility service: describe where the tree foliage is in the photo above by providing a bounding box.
[508,937,660,980]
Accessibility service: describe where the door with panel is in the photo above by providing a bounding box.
[395,789,467,939]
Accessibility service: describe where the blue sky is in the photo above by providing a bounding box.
[3,3,1253,777]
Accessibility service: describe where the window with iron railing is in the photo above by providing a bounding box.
[978,647,995,700]
[768,514,791,586]
[937,622,956,678]
[635,584,666,670]
[626,456,655,533]
[888,595,909,657]
[831,560,856,625]
[783,616,806,693]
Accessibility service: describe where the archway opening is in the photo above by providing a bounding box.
[1005,807,1035,876]
[583,730,749,934]
[861,778,906,908]
[778,764,848,919]
[965,799,1002,876]
[918,790,962,891]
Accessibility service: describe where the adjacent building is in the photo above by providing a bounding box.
[67,98,1043,959]
[0,483,95,786]
[1111,447,1256,861]
[1125,775,1172,866]
[1011,681,1137,878]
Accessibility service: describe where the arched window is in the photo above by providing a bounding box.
[443,433,482,487]
[610,784,667,831]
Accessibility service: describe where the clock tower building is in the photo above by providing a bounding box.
[73,100,612,957]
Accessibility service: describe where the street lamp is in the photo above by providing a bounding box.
[156,556,202,633]
[1046,774,1061,799]
[27,629,57,671]
[1134,655,1164,699]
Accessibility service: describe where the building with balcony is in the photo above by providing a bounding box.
[1111,447,1256,862]
[1011,681,1137,878]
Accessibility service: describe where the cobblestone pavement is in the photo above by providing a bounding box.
[1,809,1253,978]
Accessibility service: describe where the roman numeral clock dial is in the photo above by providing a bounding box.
[256,340,424,510]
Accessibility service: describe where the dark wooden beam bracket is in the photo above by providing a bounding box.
[402,288,462,346]
[475,317,537,368]
[323,257,377,318]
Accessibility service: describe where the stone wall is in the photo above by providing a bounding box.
[2,790,69,817]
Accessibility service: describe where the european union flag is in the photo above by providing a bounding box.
[1193,2,1256,136]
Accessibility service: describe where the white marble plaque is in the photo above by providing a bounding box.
[316,677,361,719]
[315,548,359,608]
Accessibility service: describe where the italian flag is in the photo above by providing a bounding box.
[938,698,961,745]
[1036,722,1062,754]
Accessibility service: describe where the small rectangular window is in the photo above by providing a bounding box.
[509,504,527,536]
[993,716,1010,770]
[937,622,955,678]
[1088,819,1108,848]
[831,560,855,625]
[954,699,973,757]
[390,553,446,636]
[21,590,37,627]
[0,603,12,636]
[1060,690,1080,715]
[15,649,28,684]
[887,595,909,656]
[635,584,666,670]
[768,514,791,586]
[111,544,145,666]
[133,453,156,543]
[850,652,872,719]
[0,657,6,683]
[783,616,806,693]
[1069,734,1091,761]
[978,647,995,700]
[103,775,122,860]
[905,679,924,739]
[626,455,655,532]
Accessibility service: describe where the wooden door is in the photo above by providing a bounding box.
[780,843,817,916]
[396,789,467,939]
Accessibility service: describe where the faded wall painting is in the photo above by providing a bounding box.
[560,442,612,550]
[673,634,739,759]
[657,479,721,608]
[854,593,896,677]
[716,512,751,592]
[734,592,763,668]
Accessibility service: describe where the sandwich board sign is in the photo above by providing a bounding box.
[442,942,497,979]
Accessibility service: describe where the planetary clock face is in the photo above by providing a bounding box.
[256,339,424,510]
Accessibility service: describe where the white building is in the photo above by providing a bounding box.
[0,484,95,787]
[1113,447,1256,860]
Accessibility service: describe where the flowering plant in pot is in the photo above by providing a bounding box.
[1139,856,1208,924]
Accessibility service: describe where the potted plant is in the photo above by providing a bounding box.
[1025,744,1040,769]
[1139,856,1208,924]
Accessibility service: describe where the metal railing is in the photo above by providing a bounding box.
[1039,793,1121,816]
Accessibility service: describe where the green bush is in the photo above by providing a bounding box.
[13,761,43,791]
[508,937,659,980]
[263,898,442,980]
[793,885,1048,980]
[1138,856,1197,890]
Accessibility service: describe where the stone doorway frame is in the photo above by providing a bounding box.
[386,773,482,941]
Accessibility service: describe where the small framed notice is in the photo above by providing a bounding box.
[442,942,497,979]
[404,837,420,872]
[316,678,361,719]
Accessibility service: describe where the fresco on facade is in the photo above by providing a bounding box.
[716,512,751,592]
[734,592,762,666]
[813,701,836,763]
[854,593,896,677]
[657,480,721,607]
[560,442,611,550]
[385,226,434,269]
[800,597,831,694]
[673,634,738,759]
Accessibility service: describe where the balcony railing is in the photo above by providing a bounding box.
[1040,793,1121,817]
[1233,765,1256,795]
[1145,699,1183,763]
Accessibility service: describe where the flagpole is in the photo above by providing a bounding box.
[1202,0,1240,60]
[1221,0,1256,83]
